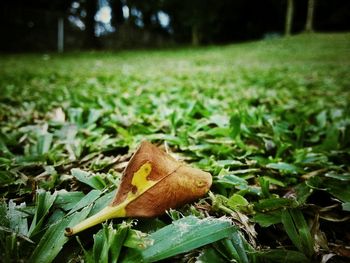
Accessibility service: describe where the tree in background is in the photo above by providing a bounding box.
[110,0,124,29]
[126,0,165,40]
[285,0,294,36]
[305,0,315,33]
[1,0,350,51]
[0,0,73,51]
[83,0,99,48]
[162,0,221,45]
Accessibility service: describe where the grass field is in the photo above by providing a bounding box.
[1,33,350,262]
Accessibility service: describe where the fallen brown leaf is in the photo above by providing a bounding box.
[65,141,212,236]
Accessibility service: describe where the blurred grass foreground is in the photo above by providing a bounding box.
[0,33,350,262]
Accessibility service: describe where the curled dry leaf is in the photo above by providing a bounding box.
[65,141,212,236]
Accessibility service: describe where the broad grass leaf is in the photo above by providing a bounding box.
[255,249,309,263]
[259,177,271,198]
[261,176,285,187]
[124,229,154,249]
[0,170,16,186]
[215,174,248,190]
[214,239,241,262]
[81,223,129,263]
[145,133,183,145]
[230,113,241,138]
[324,172,350,181]
[327,182,350,203]
[227,194,249,211]
[254,198,295,212]
[68,108,84,127]
[294,183,313,205]
[67,190,102,215]
[36,133,53,155]
[281,209,314,257]
[307,175,350,203]
[71,168,106,190]
[321,127,340,151]
[54,191,85,211]
[290,210,314,257]
[87,109,103,125]
[342,203,350,211]
[140,216,236,262]
[266,162,300,174]
[88,190,116,216]
[281,209,303,252]
[216,159,245,168]
[105,222,129,263]
[28,190,57,238]
[197,247,227,263]
[223,231,252,263]
[29,206,92,263]
[316,110,327,128]
[253,211,282,227]
[7,200,28,236]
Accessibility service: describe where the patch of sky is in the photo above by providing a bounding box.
[122,5,130,19]
[68,1,171,35]
[157,11,170,28]
[130,7,144,28]
[95,0,114,36]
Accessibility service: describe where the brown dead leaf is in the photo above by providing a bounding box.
[65,141,212,236]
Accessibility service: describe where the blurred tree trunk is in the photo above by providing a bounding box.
[84,0,99,49]
[305,0,315,33]
[192,24,200,46]
[285,0,294,36]
[110,0,124,29]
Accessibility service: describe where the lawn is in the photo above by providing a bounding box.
[1,33,350,262]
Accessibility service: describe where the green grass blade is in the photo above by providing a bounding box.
[108,222,129,263]
[289,209,314,257]
[253,211,282,227]
[36,133,53,155]
[281,209,303,253]
[54,191,85,211]
[220,238,240,261]
[342,202,350,211]
[255,249,310,263]
[281,208,315,257]
[87,189,116,216]
[67,190,101,216]
[197,247,227,263]
[8,200,28,236]
[71,168,106,190]
[230,231,250,263]
[124,229,153,249]
[90,222,130,263]
[92,229,105,263]
[28,190,57,238]
[141,216,236,262]
[29,206,92,263]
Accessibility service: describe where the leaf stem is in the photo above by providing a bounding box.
[64,205,124,236]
